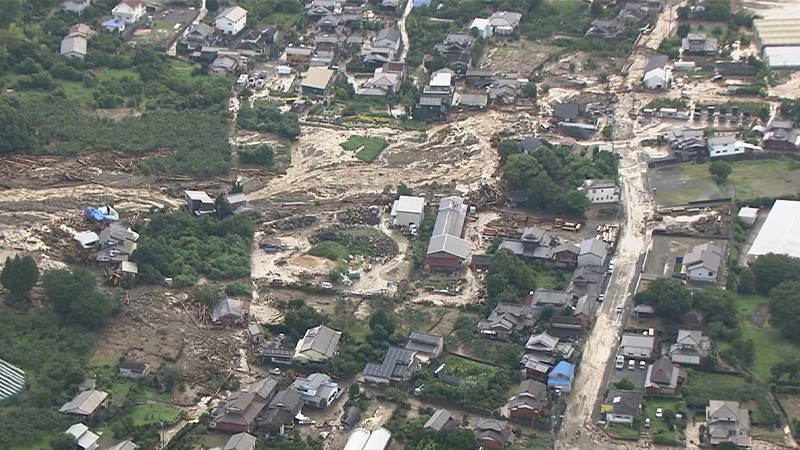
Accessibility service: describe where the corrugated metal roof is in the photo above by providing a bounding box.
[748,199,800,258]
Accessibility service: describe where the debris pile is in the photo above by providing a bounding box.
[691,213,730,236]
[271,215,317,230]
[310,226,399,258]
[336,206,381,225]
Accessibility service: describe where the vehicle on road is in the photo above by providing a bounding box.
[656,408,663,418]
[615,355,624,369]
[598,293,605,302]
[644,418,651,428]
[616,304,622,313]
[608,260,615,273]
[321,282,333,289]
[628,359,635,370]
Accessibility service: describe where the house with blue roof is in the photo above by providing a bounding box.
[548,361,575,393]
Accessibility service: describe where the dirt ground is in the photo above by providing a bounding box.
[643,234,728,279]
[481,40,561,75]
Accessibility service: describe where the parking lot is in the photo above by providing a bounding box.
[609,355,649,389]
[130,5,198,45]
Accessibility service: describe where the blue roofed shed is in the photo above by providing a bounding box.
[548,361,575,393]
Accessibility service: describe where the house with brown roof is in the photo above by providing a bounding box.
[509,379,548,420]
[405,331,444,364]
[211,391,267,433]
[644,355,687,395]
[474,419,514,450]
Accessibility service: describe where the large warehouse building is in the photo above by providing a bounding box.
[754,18,800,68]
[747,200,800,261]
[764,46,800,69]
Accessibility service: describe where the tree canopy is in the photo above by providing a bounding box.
[486,249,538,310]
[1,255,39,302]
[42,267,115,329]
[634,277,692,321]
[709,161,732,182]
[750,253,800,294]
[769,281,800,341]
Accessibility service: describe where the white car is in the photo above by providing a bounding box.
[616,305,623,313]
[615,355,624,369]
[269,367,282,376]
[607,260,615,274]
[639,360,646,370]
[597,293,605,302]
[628,359,635,370]
[644,418,651,428]
[656,408,663,418]
[321,282,333,289]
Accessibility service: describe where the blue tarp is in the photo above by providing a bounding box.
[85,206,119,222]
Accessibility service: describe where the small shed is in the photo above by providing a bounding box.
[738,207,758,227]
[341,407,362,429]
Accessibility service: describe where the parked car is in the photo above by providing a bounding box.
[597,293,605,302]
[628,359,635,370]
[644,418,651,428]
[607,260,615,274]
[656,408,663,418]
[269,367,281,376]
[616,304,623,313]
[639,360,646,370]
[321,282,333,289]
[615,355,624,369]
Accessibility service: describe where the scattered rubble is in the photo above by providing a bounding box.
[310,226,399,259]
[336,206,382,226]
[271,215,317,230]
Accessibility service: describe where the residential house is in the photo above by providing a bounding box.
[247,323,265,345]
[548,361,575,393]
[341,407,362,429]
[707,136,761,158]
[434,33,474,72]
[405,331,444,364]
[391,196,425,228]
[682,33,718,54]
[458,93,488,109]
[762,120,800,151]
[682,242,723,283]
[112,0,145,23]
[552,243,580,267]
[301,67,334,96]
[261,347,295,365]
[469,18,492,39]
[364,347,420,387]
[212,297,248,325]
[184,190,216,215]
[488,79,519,105]
[423,68,454,99]
[209,54,239,76]
[285,46,313,66]
[670,329,711,365]
[78,378,96,392]
[644,355,687,395]
[245,378,279,403]
[602,390,642,426]
[519,136,548,154]
[381,0,399,12]
[61,35,88,59]
[106,441,138,450]
[499,225,554,261]
[572,294,595,328]
[580,179,620,204]
[559,122,597,140]
[358,69,400,97]
[585,19,626,39]
[424,409,458,431]
[551,315,585,338]
[66,423,100,450]
[553,102,584,122]
[374,28,401,53]
[643,54,670,90]
[118,361,149,379]
[465,69,493,88]
[223,433,257,450]
[424,197,469,273]
[293,325,342,363]
[509,379,548,420]
[181,23,216,51]
[525,332,559,355]
[59,390,109,417]
[216,6,248,36]
[471,253,492,272]
[362,46,395,66]
[620,333,655,359]
[305,0,342,19]
[633,304,654,318]
[259,389,303,435]
[237,27,277,55]
[488,11,522,35]
[68,23,94,38]
[415,96,445,120]
[669,128,707,159]
[522,359,552,382]
[290,373,342,408]
[477,302,535,340]
[224,193,255,216]
[578,238,608,267]
[102,18,126,33]
[95,224,138,264]
[60,0,92,14]
[525,288,572,310]
[706,400,751,448]
[474,419,514,450]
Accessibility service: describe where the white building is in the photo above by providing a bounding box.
[643,55,670,90]
[748,200,800,261]
[391,196,425,228]
[682,242,723,283]
[707,136,761,158]
[738,207,758,226]
[469,18,493,39]
[580,179,619,204]
[577,238,608,268]
[65,423,100,450]
[60,0,92,14]
[215,6,248,36]
[111,0,145,24]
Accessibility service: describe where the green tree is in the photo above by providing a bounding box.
[42,268,115,329]
[677,23,691,38]
[206,0,220,12]
[0,0,23,29]
[615,378,635,390]
[563,189,590,216]
[50,434,77,450]
[751,253,800,294]
[769,281,800,341]
[497,139,520,158]
[1,255,39,302]
[0,103,36,154]
[503,153,545,189]
[709,161,732,182]
[523,82,537,99]
[634,277,692,321]
[737,267,756,294]
[192,284,220,306]
[397,183,413,196]
[602,125,613,139]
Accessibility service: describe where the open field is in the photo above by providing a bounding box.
[340,136,390,162]
[131,404,181,427]
[482,40,561,75]
[734,295,800,380]
[642,397,680,443]
[650,160,800,205]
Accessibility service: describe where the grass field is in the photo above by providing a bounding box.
[734,295,800,379]
[642,397,681,441]
[131,404,181,427]
[440,354,498,383]
[308,241,349,261]
[340,135,389,162]
[549,0,585,15]
[109,381,173,404]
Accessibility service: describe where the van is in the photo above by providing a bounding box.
[321,282,333,289]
